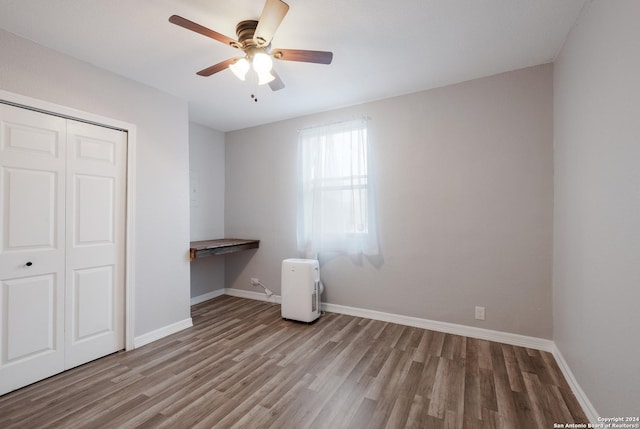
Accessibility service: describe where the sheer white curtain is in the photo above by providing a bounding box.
[297,118,379,258]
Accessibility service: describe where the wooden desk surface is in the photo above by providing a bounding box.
[189,239,260,260]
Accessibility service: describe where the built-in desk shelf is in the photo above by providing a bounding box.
[189,239,260,261]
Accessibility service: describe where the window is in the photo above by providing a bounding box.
[297,118,379,257]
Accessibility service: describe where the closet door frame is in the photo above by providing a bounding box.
[0,90,137,351]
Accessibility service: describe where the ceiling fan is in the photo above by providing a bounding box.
[169,0,333,92]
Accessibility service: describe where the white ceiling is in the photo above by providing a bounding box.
[0,0,587,132]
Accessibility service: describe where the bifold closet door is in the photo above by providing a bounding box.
[0,105,67,394]
[0,104,126,396]
[64,120,126,369]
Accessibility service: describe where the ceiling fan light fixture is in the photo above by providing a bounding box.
[257,70,276,85]
[229,57,250,80]
[252,52,273,74]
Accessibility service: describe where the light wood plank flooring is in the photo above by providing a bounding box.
[0,295,587,428]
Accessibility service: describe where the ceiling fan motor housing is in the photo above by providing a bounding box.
[236,20,259,47]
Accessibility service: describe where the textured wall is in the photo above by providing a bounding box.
[553,0,640,416]
[189,122,226,299]
[226,64,554,339]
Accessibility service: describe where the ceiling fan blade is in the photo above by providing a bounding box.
[269,70,285,91]
[254,0,290,47]
[197,57,240,77]
[169,15,238,48]
[272,49,333,64]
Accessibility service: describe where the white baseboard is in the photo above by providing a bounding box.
[133,317,193,348]
[321,302,554,352]
[225,287,282,304]
[551,344,599,423]
[191,289,226,305]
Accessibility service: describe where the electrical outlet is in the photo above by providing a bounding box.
[250,277,260,286]
[475,306,486,321]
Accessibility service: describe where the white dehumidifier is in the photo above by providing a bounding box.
[281,258,323,322]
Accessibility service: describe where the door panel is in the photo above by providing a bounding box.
[65,120,125,369]
[74,174,114,245]
[2,274,58,362]
[72,266,114,341]
[0,104,66,395]
[0,273,64,393]
[1,115,61,157]
[5,168,57,250]
[74,134,116,165]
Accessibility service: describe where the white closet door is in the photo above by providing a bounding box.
[0,104,127,396]
[65,120,125,368]
[0,105,67,395]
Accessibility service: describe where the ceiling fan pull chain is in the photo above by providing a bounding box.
[250,74,260,102]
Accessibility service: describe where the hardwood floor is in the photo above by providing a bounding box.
[0,295,587,428]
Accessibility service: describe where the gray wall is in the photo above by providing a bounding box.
[189,122,226,298]
[0,30,191,337]
[553,0,640,416]
[226,64,554,339]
